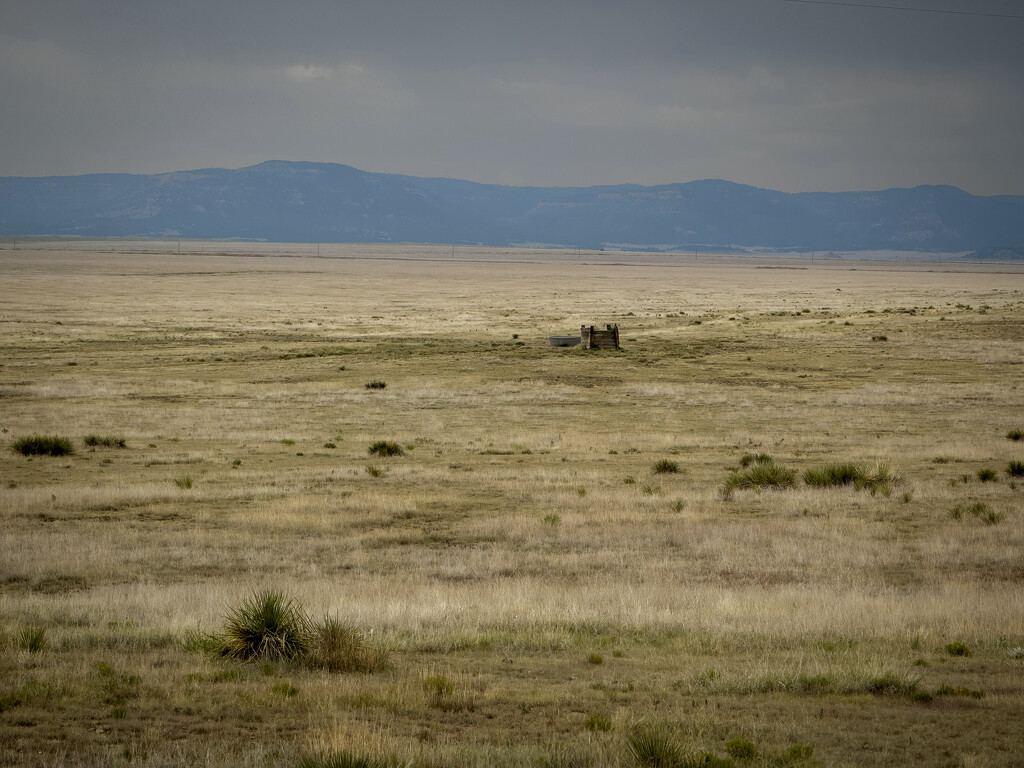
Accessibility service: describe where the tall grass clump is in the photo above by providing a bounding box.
[1006,429,1024,441]
[220,590,309,662]
[306,617,389,673]
[11,435,74,456]
[722,457,796,499]
[1006,460,1024,477]
[297,752,380,768]
[368,440,404,457]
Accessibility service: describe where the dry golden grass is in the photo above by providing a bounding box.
[1,245,1023,767]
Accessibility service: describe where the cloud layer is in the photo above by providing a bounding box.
[1,0,1022,193]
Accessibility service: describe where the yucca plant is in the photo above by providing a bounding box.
[721,458,797,498]
[220,590,309,662]
[11,435,74,456]
[18,626,46,653]
[367,440,404,457]
[627,725,683,768]
[803,462,865,488]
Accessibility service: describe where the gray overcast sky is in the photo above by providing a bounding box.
[1,0,1022,194]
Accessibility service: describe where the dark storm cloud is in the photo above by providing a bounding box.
[1,0,1022,193]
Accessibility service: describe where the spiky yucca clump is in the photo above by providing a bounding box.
[12,435,74,456]
[220,590,309,662]
[653,459,680,474]
[627,725,683,768]
[721,458,797,498]
[367,440,404,457]
[803,462,865,488]
[307,617,389,673]
[860,461,903,493]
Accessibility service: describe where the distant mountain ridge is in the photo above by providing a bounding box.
[1,160,1022,252]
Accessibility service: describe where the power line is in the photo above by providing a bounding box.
[782,0,1024,20]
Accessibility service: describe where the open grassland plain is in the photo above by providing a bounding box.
[1,246,1023,768]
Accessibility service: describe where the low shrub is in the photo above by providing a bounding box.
[364,465,384,477]
[1006,460,1024,477]
[364,380,387,390]
[653,459,680,474]
[1006,429,1024,441]
[12,435,74,456]
[220,590,309,662]
[368,440,404,457]
[83,435,126,448]
[976,468,998,482]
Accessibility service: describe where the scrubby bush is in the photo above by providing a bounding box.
[976,468,998,482]
[1006,460,1024,477]
[11,435,73,456]
[1006,429,1024,441]
[368,440,404,457]
[364,380,387,390]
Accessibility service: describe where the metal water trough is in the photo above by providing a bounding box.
[549,335,582,347]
